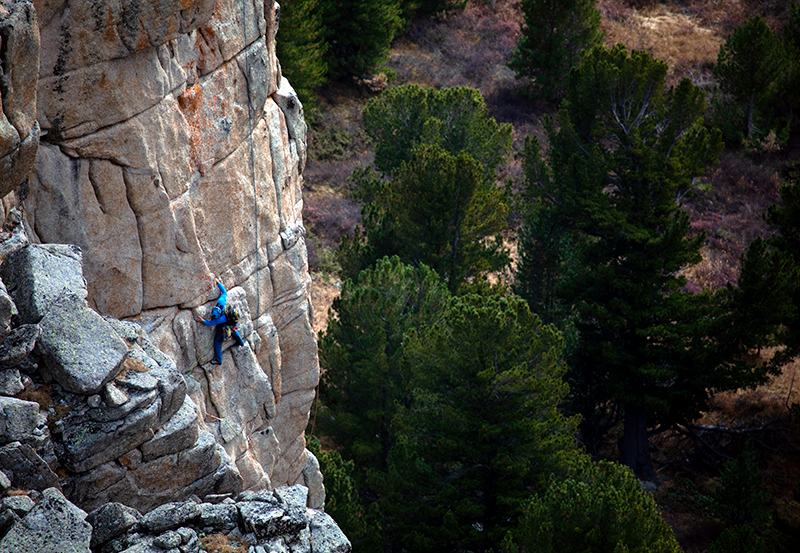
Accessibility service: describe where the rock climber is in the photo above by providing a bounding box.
[195,281,244,365]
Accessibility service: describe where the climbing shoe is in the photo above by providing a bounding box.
[210,359,222,365]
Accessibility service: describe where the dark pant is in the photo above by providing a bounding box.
[213,325,245,363]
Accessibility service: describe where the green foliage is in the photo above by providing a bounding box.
[340,144,510,292]
[515,44,785,477]
[306,435,371,545]
[764,180,800,358]
[507,457,681,553]
[372,293,579,552]
[401,0,466,20]
[712,442,771,528]
[714,15,788,143]
[709,526,767,553]
[317,256,449,472]
[510,0,603,101]
[275,0,329,105]
[320,0,404,79]
[362,84,513,177]
[344,85,513,290]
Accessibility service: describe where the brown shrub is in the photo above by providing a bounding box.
[199,534,249,553]
[599,0,723,86]
[387,0,522,97]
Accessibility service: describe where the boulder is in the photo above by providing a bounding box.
[140,396,199,462]
[303,449,325,510]
[0,487,91,553]
[238,501,307,541]
[0,397,38,442]
[0,323,40,367]
[35,297,129,395]
[0,244,87,324]
[308,509,352,553]
[86,502,143,549]
[0,369,23,396]
[0,441,60,492]
[141,500,200,534]
[0,280,15,343]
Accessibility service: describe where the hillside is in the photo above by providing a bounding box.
[301,1,800,551]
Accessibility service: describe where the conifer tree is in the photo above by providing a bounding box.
[319,0,404,78]
[510,0,603,101]
[317,256,449,473]
[714,16,787,141]
[507,458,681,553]
[275,0,328,104]
[372,293,579,552]
[362,84,513,178]
[515,44,788,479]
[342,86,512,290]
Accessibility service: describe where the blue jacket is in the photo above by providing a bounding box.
[203,282,231,326]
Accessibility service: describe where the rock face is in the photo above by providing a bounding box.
[0,485,351,553]
[0,0,321,509]
[0,0,40,199]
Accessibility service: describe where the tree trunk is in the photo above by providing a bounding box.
[619,404,657,482]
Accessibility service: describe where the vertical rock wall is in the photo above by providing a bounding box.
[18,0,319,497]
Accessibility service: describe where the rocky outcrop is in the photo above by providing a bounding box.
[0,485,351,553]
[0,0,321,508]
[0,243,242,514]
[0,0,40,199]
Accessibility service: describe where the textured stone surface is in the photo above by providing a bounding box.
[0,487,91,553]
[36,298,129,395]
[0,244,87,324]
[140,395,199,462]
[303,450,325,510]
[20,0,319,495]
[0,441,60,491]
[0,368,23,395]
[0,397,39,441]
[0,280,15,343]
[308,509,352,553]
[86,502,143,548]
[0,0,40,197]
[0,323,40,367]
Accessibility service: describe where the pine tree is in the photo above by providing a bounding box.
[320,0,404,78]
[509,0,603,101]
[515,44,787,479]
[317,256,449,473]
[714,16,787,141]
[275,0,328,105]
[342,86,513,290]
[507,458,681,553]
[362,84,513,178]
[372,293,579,552]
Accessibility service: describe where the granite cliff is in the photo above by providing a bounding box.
[0,0,323,523]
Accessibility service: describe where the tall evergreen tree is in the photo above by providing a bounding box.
[509,0,603,101]
[516,44,788,479]
[275,0,328,104]
[317,256,449,473]
[341,86,512,290]
[714,16,787,141]
[362,84,513,178]
[320,0,404,78]
[507,457,682,553]
[372,293,579,552]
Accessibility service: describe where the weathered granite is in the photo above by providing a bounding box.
[0,244,87,324]
[0,324,40,368]
[0,0,40,198]
[0,487,91,553]
[8,0,322,504]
